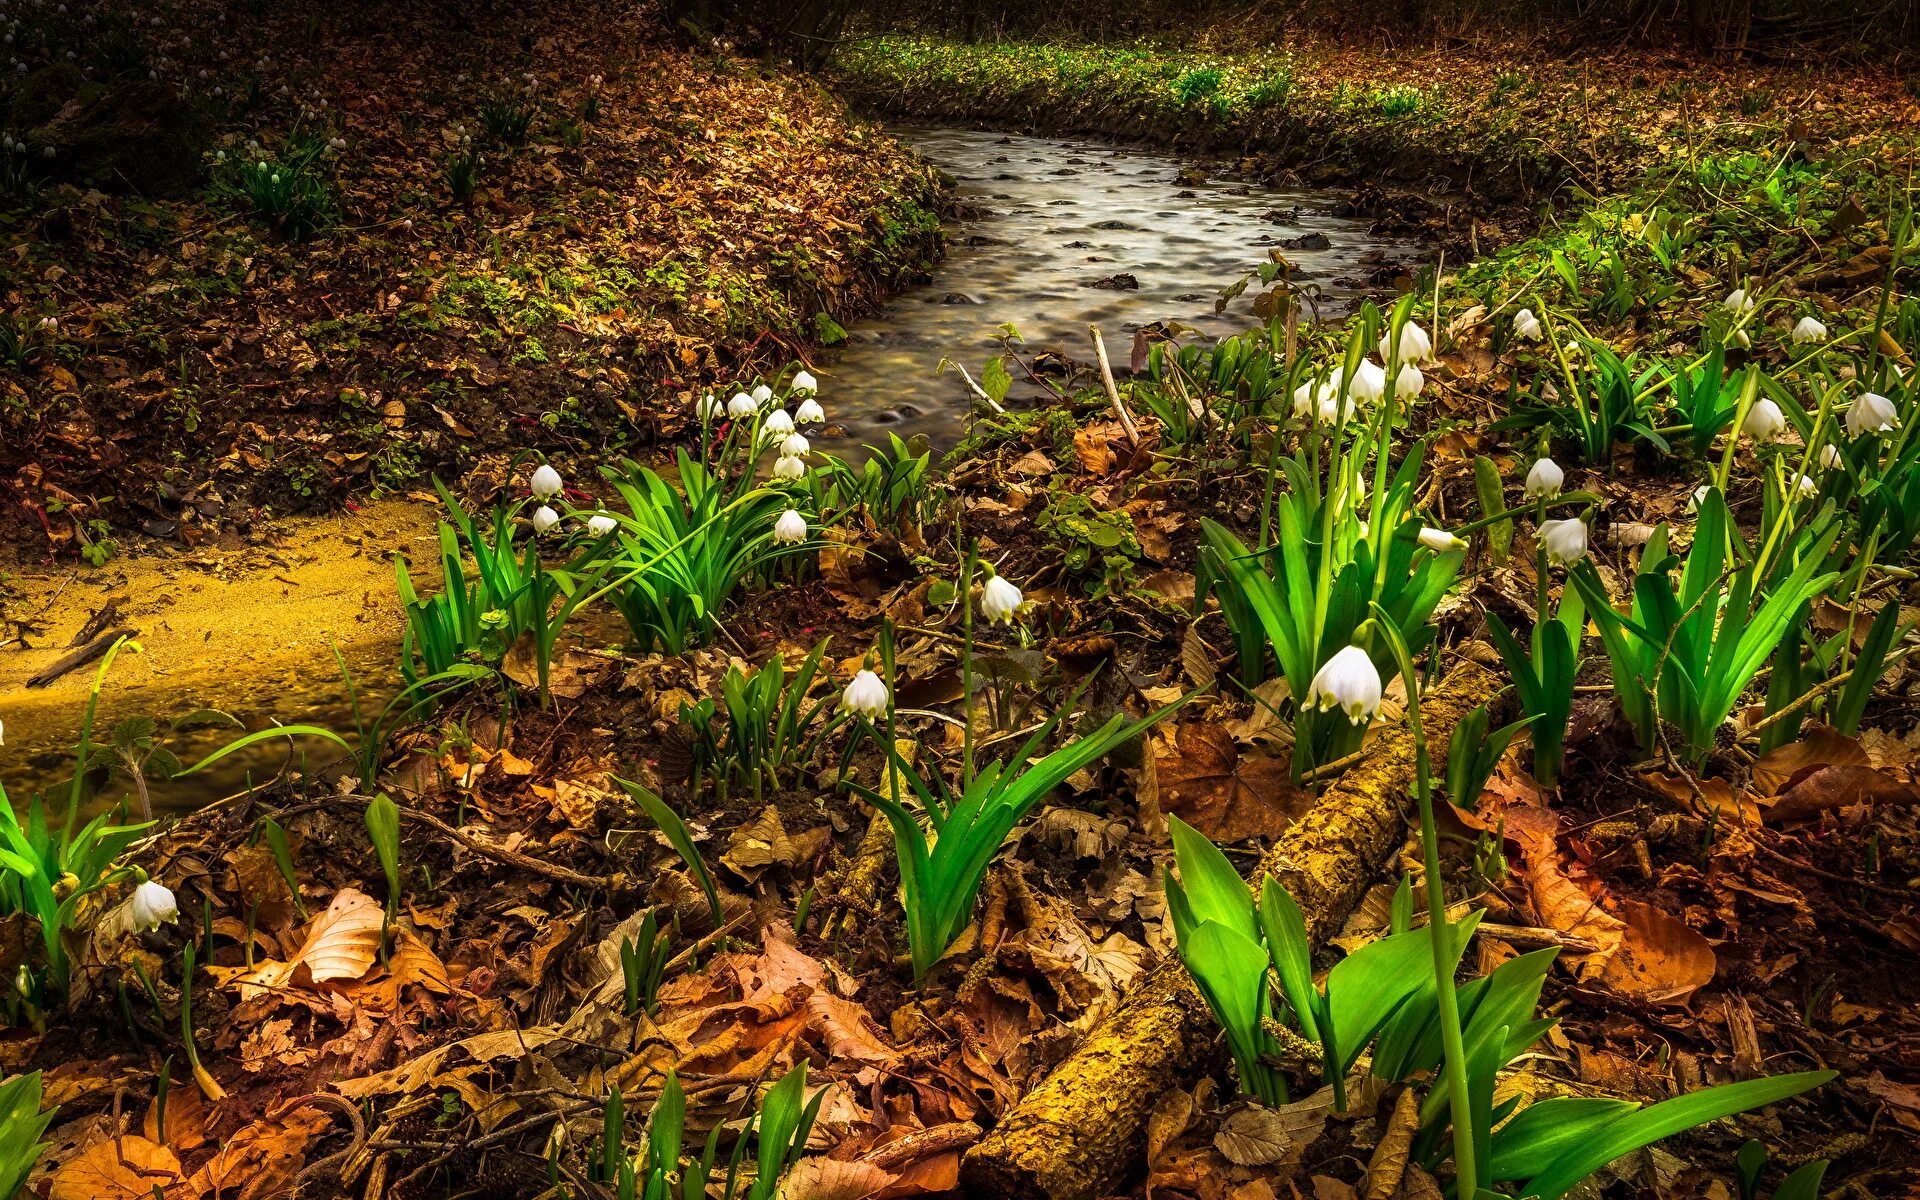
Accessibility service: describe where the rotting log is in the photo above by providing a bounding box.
[961,661,1501,1200]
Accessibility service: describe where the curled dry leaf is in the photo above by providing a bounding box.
[294,887,387,983]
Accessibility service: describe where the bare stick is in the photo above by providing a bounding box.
[1088,325,1140,445]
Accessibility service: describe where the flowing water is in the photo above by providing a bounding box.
[815,127,1408,450]
[1,127,1413,812]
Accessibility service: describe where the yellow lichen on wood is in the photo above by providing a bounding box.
[960,661,1501,1200]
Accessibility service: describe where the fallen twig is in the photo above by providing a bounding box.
[1088,325,1140,445]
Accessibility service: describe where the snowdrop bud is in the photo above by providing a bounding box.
[697,392,723,420]
[531,505,560,533]
[763,408,795,436]
[1523,457,1564,501]
[751,384,773,406]
[727,391,757,418]
[1845,391,1898,437]
[586,511,618,536]
[1417,526,1465,553]
[794,397,825,424]
[1723,287,1753,314]
[1540,518,1589,566]
[1348,359,1387,403]
[1393,361,1425,399]
[529,463,563,498]
[1820,444,1845,470]
[1688,484,1711,511]
[780,432,810,458]
[1791,316,1827,344]
[1380,320,1433,364]
[1512,307,1544,341]
[772,454,806,481]
[130,880,179,931]
[790,369,818,395]
[980,574,1023,623]
[1741,397,1786,443]
[1789,472,1818,498]
[840,669,889,719]
[773,508,807,543]
[1306,645,1383,726]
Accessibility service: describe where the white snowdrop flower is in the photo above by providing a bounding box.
[1688,484,1712,511]
[37,316,55,330]
[794,397,825,424]
[780,432,810,458]
[1513,307,1544,341]
[790,369,818,395]
[130,881,179,931]
[1723,287,1753,315]
[1820,443,1845,470]
[1732,329,1751,350]
[697,392,723,420]
[529,463,563,498]
[586,511,618,536]
[727,391,757,418]
[763,408,795,437]
[1349,358,1387,403]
[1540,518,1590,566]
[1393,361,1425,399]
[1741,397,1787,443]
[1306,645,1382,725]
[1792,316,1827,344]
[1379,320,1433,364]
[772,508,807,544]
[1314,392,1354,425]
[980,574,1023,623]
[1291,369,1340,419]
[1845,391,1898,437]
[751,384,773,406]
[531,505,560,533]
[1789,472,1819,498]
[1417,526,1465,553]
[1523,457,1564,501]
[772,454,806,481]
[840,669,889,718]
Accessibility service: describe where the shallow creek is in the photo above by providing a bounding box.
[1,128,1411,810]
[818,127,1404,450]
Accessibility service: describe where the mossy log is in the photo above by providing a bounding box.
[960,662,1501,1200]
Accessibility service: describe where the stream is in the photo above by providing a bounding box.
[1,127,1412,813]
[819,127,1406,449]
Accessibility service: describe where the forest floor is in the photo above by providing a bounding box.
[4,12,1920,1200]
[0,0,942,561]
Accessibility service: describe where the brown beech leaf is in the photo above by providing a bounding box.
[779,1158,899,1200]
[1073,421,1119,474]
[1505,805,1626,967]
[293,887,386,983]
[807,991,902,1065]
[1156,721,1310,841]
[49,1136,185,1200]
[1765,764,1919,824]
[1749,724,1869,797]
[1597,900,1716,1006]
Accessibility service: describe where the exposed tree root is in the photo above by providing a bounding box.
[960,661,1502,1200]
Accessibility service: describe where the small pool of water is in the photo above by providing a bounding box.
[814,126,1412,452]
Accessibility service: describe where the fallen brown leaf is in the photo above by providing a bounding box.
[1156,721,1310,841]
